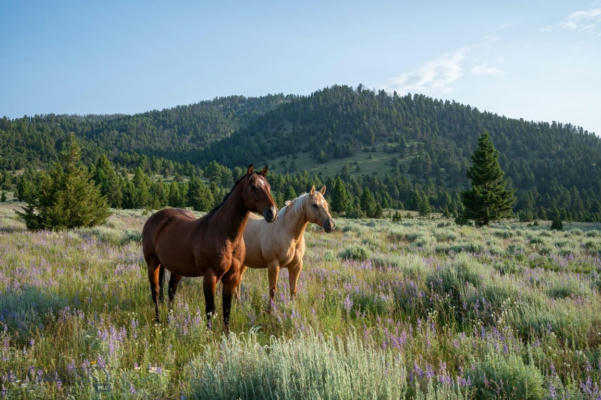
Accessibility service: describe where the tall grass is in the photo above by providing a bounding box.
[0,204,601,398]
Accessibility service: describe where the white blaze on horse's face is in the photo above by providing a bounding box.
[247,172,277,222]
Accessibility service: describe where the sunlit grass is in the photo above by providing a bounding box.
[1,204,601,398]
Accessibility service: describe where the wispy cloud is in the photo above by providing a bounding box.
[383,39,505,95]
[542,7,601,36]
[471,63,505,76]
[384,48,467,94]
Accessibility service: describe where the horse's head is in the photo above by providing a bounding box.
[305,185,335,233]
[242,164,277,223]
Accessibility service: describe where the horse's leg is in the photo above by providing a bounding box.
[146,256,161,322]
[222,266,241,335]
[267,262,280,312]
[288,260,303,299]
[234,265,247,300]
[158,265,165,303]
[168,272,183,309]
[203,273,217,328]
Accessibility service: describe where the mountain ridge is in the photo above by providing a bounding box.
[2,85,600,219]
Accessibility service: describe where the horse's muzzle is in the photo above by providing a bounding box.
[323,218,335,233]
[264,206,277,223]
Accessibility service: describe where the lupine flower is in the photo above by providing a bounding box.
[343,295,353,314]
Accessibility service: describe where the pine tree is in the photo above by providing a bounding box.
[417,193,432,216]
[331,178,350,214]
[93,155,122,208]
[187,177,214,211]
[462,132,514,226]
[360,188,377,217]
[284,185,297,201]
[132,167,151,208]
[168,181,186,207]
[550,208,563,230]
[16,134,109,230]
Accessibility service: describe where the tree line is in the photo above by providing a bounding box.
[2,86,601,221]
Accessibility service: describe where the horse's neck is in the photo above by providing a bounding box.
[282,199,309,241]
[210,185,249,241]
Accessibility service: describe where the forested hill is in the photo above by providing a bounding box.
[202,85,601,218]
[0,94,292,169]
[2,85,601,220]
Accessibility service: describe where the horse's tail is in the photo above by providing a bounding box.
[159,264,165,293]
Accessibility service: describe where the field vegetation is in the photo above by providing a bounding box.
[1,203,601,398]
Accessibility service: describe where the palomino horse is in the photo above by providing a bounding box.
[241,185,334,305]
[142,165,277,332]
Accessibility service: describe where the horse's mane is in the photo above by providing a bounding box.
[282,193,309,217]
[205,173,253,218]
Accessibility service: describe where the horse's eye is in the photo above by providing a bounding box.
[251,185,257,191]
[312,204,318,208]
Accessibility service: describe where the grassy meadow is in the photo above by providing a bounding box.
[1,203,601,399]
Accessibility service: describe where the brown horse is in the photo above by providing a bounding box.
[142,165,277,332]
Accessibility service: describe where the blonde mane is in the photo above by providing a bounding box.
[282,193,309,217]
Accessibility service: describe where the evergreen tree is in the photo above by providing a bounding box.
[187,176,214,211]
[284,185,297,201]
[168,181,186,207]
[16,167,38,203]
[373,204,383,218]
[360,188,377,217]
[331,177,350,213]
[16,135,109,230]
[462,132,514,226]
[132,167,151,207]
[417,193,432,216]
[550,208,563,230]
[93,155,122,208]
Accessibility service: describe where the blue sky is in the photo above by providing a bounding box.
[1,1,600,134]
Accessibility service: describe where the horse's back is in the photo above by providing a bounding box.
[142,208,196,255]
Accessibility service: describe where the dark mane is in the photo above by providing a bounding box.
[205,172,253,218]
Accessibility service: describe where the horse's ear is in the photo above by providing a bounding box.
[247,164,254,176]
[310,185,315,195]
[260,165,268,176]
[320,185,326,195]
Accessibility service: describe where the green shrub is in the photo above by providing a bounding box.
[493,261,523,275]
[121,229,142,245]
[426,256,484,308]
[467,353,544,400]
[493,230,512,239]
[449,242,484,254]
[546,279,590,299]
[350,291,393,316]
[323,250,337,262]
[551,217,563,231]
[187,332,407,400]
[338,245,371,261]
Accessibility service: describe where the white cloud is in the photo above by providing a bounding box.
[471,63,505,76]
[543,7,601,35]
[385,48,467,94]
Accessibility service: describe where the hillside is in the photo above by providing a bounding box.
[2,85,601,219]
[0,94,292,169]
